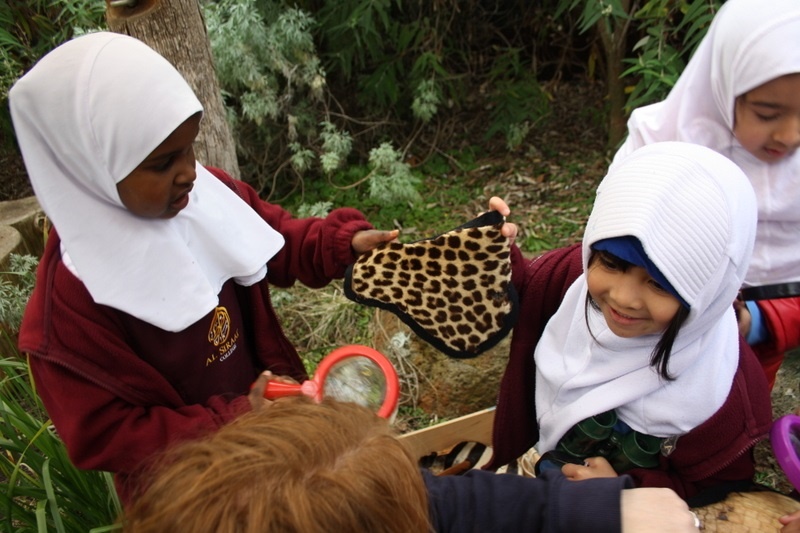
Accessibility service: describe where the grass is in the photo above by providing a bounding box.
[1,256,121,531]
[755,349,800,494]
[0,351,122,532]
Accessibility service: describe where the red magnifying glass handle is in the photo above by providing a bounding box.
[263,380,319,400]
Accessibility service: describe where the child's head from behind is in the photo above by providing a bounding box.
[583,142,757,374]
[122,397,430,533]
[709,0,800,163]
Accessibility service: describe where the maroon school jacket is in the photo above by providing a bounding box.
[488,244,773,502]
[18,167,372,504]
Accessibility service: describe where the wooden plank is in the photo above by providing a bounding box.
[399,407,495,458]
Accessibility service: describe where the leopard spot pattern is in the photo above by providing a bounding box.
[347,222,514,357]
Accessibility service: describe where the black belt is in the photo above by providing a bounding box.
[739,282,800,301]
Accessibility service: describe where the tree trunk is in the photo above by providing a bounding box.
[595,0,632,151]
[105,0,240,178]
[602,35,627,150]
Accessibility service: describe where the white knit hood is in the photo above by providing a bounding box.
[535,142,757,453]
[9,32,284,331]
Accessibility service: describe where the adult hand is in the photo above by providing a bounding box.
[621,488,699,532]
[351,229,399,255]
[562,456,618,480]
[487,196,518,244]
[780,509,800,532]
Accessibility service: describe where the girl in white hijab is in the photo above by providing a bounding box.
[489,142,773,504]
[612,0,800,388]
[10,32,396,505]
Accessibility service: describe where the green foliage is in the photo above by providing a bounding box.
[277,148,482,240]
[319,121,353,174]
[622,0,721,111]
[0,353,121,532]
[308,0,422,110]
[0,253,38,335]
[309,0,552,135]
[554,0,721,113]
[0,0,105,150]
[204,0,424,206]
[270,281,374,376]
[554,0,631,35]
[295,200,333,218]
[411,78,441,123]
[366,143,421,205]
[203,0,330,192]
[482,47,550,149]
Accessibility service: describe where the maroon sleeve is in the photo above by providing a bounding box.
[29,358,249,475]
[205,167,374,288]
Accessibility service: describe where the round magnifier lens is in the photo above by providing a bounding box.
[321,355,387,412]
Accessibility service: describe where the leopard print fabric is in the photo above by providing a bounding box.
[344,211,518,358]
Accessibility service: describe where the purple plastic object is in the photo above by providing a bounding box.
[771,414,800,491]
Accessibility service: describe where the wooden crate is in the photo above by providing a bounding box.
[399,407,495,459]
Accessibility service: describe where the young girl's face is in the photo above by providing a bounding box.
[733,73,800,163]
[116,113,201,219]
[587,252,681,338]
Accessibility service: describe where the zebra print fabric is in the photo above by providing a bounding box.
[419,441,539,477]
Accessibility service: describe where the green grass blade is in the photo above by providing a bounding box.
[35,499,48,533]
[42,458,66,533]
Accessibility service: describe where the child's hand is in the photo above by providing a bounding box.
[561,456,618,480]
[351,229,400,255]
[733,297,752,338]
[781,509,800,532]
[248,371,298,411]
[488,196,518,244]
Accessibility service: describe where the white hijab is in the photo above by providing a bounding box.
[613,0,800,286]
[535,142,757,453]
[9,32,284,332]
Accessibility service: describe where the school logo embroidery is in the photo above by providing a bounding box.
[206,306,241,367]
[208,306,231,347]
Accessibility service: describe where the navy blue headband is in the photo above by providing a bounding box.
[591,237,689,309]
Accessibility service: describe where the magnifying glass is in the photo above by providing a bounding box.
[263,344,400,419]
[770,414,800,491]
